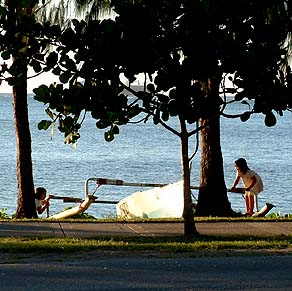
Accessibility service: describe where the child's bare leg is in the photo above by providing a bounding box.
[247,195,254,215]
[245,193,250,214]
[249,195,255,214]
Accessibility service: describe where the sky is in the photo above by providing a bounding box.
[0,69,59,94]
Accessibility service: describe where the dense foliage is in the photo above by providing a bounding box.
[33,1,292,141]
[1,1,291,143]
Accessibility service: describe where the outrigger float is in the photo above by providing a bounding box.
[47,177,275,219]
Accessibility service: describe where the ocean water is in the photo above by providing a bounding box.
[1,93,292,217]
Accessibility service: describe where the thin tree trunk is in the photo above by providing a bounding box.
[180,117,198,235]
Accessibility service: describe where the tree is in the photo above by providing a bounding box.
[0,0,116,218]
[55,0,291,218]
[32,0,291,234]
[37,0,112,27]
[0,1,62,218]
[0,1,40,218]
[195,0,291,215]
[34,1,202,235]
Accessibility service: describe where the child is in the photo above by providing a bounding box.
[35,187,50,216]
[231,158,264,216]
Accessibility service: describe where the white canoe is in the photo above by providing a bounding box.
[116,181,184,219]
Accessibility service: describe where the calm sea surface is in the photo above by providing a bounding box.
[1,93,292,217]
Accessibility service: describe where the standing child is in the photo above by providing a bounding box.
[35,187,50,217]
[231,158,264,216]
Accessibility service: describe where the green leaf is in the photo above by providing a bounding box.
[33,85,50,103]
[240,111,251,122]
[104,130,114,142]
[37,120,52,130]
[46,52,58,69]
[5,77,13,86]
[168,99,178,116]
[1,50,11,60]
[146,83,155,93]
[6,77,21,86]
[31,60,42,73]
[72,19,80,29]
[59,71,71,84]
[52,66,61,76]
[64,58,76,71]
[96,120,109,129]
[161,110,169,122]
[61,116,74,131]
[265,112,277,127]
[61,28,75,44]
[112,124,119,135]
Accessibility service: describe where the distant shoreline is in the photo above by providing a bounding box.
[0,85,147,96]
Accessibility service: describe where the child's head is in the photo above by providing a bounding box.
[35,187,47,200]
[234,158,249,174]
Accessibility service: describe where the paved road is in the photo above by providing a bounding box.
[1,252,292,291]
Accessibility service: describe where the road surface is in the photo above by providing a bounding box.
[1,251,292,291]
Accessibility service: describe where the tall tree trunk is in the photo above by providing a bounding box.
[180,117,198,235]
[9,4,37,218]
[195,77,236,216]
[13,57,37,218]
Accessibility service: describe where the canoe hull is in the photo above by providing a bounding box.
[116,181,184,219]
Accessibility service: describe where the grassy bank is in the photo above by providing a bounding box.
[1,235,292,255]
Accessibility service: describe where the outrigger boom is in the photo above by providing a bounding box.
[85,177,245,194]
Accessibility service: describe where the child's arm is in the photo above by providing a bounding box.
[231,176,240,190]
[36,200,50,214]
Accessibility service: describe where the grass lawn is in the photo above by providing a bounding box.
[0,216,292,256]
